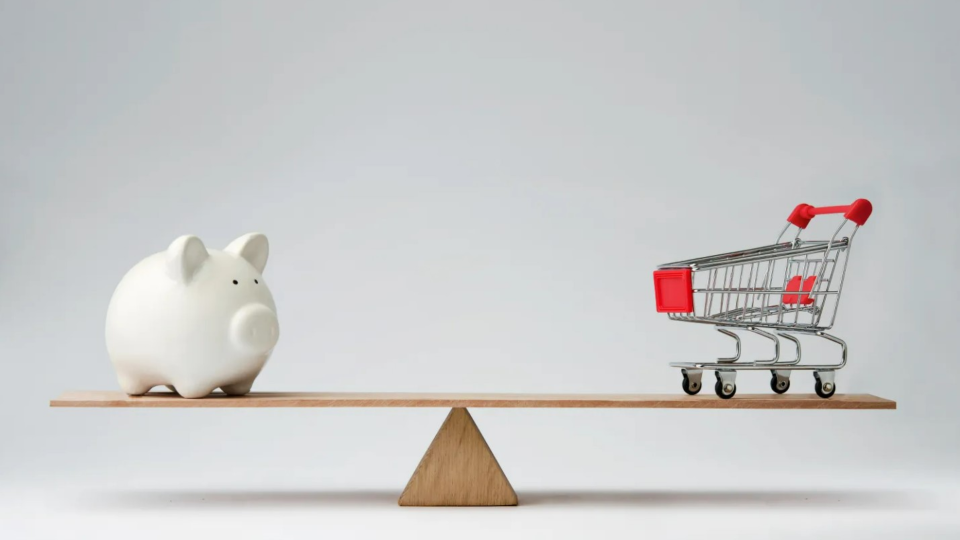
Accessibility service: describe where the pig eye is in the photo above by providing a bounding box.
[232,280,238,285]
[254,279,259,284]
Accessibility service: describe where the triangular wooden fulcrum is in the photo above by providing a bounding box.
[399,407,518,506]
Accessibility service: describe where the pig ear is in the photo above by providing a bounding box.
[225,233,269,273]
[166,235,209,283]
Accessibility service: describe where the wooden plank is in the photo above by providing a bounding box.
[399,408,517,506]
[50,391,896,409]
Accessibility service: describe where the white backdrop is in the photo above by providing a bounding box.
[2,1,958,538]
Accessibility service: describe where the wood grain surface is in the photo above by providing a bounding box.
[51,391,896,409]
[398,408,517,506]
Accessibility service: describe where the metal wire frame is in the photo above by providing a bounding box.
[661,219,859,379]
[657,218,860,332]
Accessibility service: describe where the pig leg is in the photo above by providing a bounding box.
[117,372,154,396]
[171,382,216,399]
[220,378,255,396]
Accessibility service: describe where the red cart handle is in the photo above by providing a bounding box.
[786,198,873,229]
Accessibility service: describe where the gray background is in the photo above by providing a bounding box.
[2,1,959,538]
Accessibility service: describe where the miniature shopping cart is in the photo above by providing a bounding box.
[653,199,873,399]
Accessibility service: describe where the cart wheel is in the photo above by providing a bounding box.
[715,380,736,399]
[814,379,836,399]
[682,374,702,395]
[770,375,790,394]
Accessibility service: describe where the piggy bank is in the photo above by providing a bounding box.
[105,233,280,398]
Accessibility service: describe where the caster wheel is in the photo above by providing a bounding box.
[814,379,836,399]
[715,380,736,399]
[770,375,790,394]
[681,374,702,395]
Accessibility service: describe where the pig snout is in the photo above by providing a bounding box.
[230,303,280,354]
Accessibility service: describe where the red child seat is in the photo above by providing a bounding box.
[782,275,816,305]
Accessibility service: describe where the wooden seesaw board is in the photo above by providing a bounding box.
[50,391,896,506]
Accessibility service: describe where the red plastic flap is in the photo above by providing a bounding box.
[783,275,816,305]
[654,269,694,313]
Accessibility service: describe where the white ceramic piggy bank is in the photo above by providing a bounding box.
[105,233,279,398]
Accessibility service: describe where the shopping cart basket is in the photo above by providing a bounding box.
[653,198,873,399]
